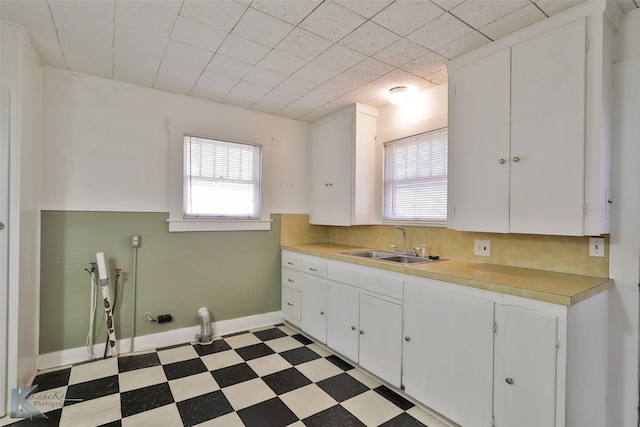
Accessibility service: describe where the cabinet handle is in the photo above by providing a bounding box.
[505,377,514,385]
[309,268,318,272]
[512,156,520,162]
[287,279,295,282]
[287,261,294,265]
[287,302,294,306]
[359,330,364,335]
[351,326,356,331]
[499,158,506,164]
[324,183,333,187]
[320,311,325,315]
[404,336,411,342]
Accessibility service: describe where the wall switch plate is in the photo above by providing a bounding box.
[589,237,605,257]
[474,240,491,256]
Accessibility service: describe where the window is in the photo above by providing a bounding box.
[168,118,273,232]
[383,128,448,224]
[184,136,261,219]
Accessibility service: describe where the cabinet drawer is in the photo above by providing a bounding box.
[282,287,301,320]
[282,251,301,270]
[282,268,302,291]
[360,271,403,301]
[328,264,360,286]
[302,259,327,277]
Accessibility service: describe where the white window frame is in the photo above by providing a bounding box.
[383,128,448,226]
[168,119,273,232]
[183,135,261,220]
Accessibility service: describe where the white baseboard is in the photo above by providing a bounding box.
[37,311,283,371]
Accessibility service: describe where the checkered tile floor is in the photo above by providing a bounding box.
[2,324,451,427]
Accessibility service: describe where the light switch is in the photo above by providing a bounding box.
[474,240,491,256]
[589,237,605,257]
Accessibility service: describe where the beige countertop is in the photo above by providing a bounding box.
[281,243,613,306]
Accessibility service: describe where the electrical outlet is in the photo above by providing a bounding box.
[589,237,605,257]
[474,240,491,256]
[132,234,141,248]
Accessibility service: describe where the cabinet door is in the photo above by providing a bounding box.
[452,48,511,233]
[403,282,494,427]
[326,282,359,362]
[301,274,327,343]
[510,18,586,236]
[494,305,558,427]
[309,111,353,226]
[352,111,377,225]
[359,294,402,387]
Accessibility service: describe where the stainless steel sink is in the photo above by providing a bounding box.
[342,250,439,265]
[342,250,397,259]
[380,255,432,264]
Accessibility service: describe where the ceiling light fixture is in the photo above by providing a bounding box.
[388,86,410,105]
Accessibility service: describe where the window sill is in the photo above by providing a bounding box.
[167,218,273,232]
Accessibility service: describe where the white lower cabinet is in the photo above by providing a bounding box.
[283,251,607,427]
[301,273,327,343]
[287,253,403,388]
[281,252,302,327]
[326,282,359,361]
[299,255,329,343]
[403,278,607,427]
[403,281,496,427]
[403,278,559,427]
[325,269,403,387]
[358,293,402,387]
[494,304,558,427]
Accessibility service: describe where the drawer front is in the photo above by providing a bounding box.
[282,268,302,291]
[282,287,301,320]
[302,258,327,278]
[282,251,301,270]
[360,270,403,301]
[328,264,360,286]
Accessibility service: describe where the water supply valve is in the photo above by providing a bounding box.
[144,312,173,323]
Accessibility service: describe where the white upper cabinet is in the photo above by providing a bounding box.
[448,2,617,236]
[451,49,511,233]
[309,104,378,226]
[510,19,587,236]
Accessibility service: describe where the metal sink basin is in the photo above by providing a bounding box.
[342,250,439,265]
[380,255,433,264]
[342,250,397,259]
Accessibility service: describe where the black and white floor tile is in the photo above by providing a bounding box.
[1,324,451,427]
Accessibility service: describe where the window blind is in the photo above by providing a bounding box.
[383,128,448,222]
[184,136,261,219]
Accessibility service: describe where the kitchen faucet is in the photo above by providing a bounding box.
[395,226,408,254]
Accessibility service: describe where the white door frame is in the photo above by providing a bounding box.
[0,87,11,417]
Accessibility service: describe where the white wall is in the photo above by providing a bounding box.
[41,67,309,214]
[1,21,42,395]
[371,84,448,223]
[608,7,640,427]
[376,83,448,143]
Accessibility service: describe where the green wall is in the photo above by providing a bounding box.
[40,211,282,354]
